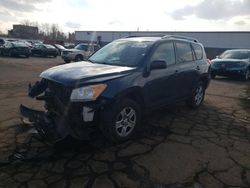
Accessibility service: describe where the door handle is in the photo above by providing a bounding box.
[196,66,200,70]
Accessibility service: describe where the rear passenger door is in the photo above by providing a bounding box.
[145,41,179,108]
[175,41,199,98]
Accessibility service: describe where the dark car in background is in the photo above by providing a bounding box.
[211,49,250,81]
[0,38,5,55]
[1,41,31,57]
[31,44,59,57]
[20,35,211,143]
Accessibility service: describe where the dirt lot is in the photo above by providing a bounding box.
[0,56,250,188]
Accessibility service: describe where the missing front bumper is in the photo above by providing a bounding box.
[20,104,69,143]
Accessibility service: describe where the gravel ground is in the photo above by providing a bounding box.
[0,56,250,188]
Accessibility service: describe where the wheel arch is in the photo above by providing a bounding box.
[199,75,210,89]
[75,54,84,60]
[114,87,145,112]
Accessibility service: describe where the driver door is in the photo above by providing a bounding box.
[144,41,179,108]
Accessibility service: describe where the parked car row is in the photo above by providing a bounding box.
[0,38,101,61]
[0,38,68,58]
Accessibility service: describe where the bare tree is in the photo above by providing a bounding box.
[20,20,70,42]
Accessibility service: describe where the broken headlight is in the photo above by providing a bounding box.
[70,84,107,102]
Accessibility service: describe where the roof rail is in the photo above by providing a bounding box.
[124,35,139,38]
[162,35,199,42]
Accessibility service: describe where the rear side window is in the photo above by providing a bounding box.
[150,42,176,65]
[192,43,203,60]
[175,42,194,63]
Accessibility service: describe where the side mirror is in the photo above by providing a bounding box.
[150,60,167,70]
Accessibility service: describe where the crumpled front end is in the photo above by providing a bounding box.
[20,104,69,143]
[20,79,109,143]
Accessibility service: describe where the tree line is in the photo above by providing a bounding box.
[0,20,74,42]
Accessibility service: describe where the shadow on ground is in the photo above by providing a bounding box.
[0,101,250,188]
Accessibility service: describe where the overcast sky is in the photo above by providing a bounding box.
[0,0,250,33]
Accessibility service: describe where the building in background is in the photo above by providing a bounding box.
[8,25,39,39]
[75,31,250,59]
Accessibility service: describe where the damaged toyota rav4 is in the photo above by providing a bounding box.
[20,35,211,143]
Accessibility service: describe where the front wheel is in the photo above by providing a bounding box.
[64,59,71,63]
[211,73,216,79]
[186,82,205,109]
[242,69,250,81]
[100,99,141,142]
[75,55,83,62]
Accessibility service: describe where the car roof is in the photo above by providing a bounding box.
[117,37,161,42]
[116,36,200,44]
[77,43,99,46]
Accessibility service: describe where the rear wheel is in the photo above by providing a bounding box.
[186,81,205,109]
[8,50,13,57]
[100,99,141,142]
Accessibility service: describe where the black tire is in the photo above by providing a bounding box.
[100,98,141,142]
[64,60,71,63]
[75,54,83,62]
[242,69,250,81]
[42,51,47,57]
[8,50,13,57]
[186,81,205,109]
[211,73,216,79]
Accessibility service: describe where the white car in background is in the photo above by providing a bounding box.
[61,43,100,63]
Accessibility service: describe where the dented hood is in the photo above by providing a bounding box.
[40,61,135,87]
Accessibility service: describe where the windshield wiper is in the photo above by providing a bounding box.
[88,60,110,65]
[88,59,95,63]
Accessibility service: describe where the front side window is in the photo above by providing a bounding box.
[175,42,194,63]
[150,42,176,65]
[75,44,88,51]
[89,40,152,67]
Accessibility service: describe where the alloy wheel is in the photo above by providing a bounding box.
[194,85,204,106]
[115,107,136,137]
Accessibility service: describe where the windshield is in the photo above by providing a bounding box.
[44,44,55,49]
[89,40,152,67]
[13,42,28,47]
[55,44,65,49]
[219,50,250,59]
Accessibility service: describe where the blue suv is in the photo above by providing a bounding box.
[20,35,211,143]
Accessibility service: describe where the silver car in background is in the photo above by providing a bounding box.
[61,43,100,63]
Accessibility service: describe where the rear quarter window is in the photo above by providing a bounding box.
[192,43,203,60]
[175,42,194,63]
